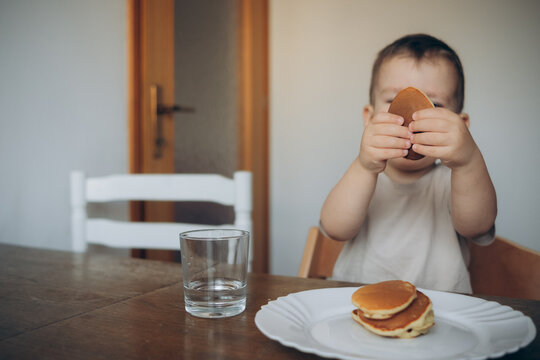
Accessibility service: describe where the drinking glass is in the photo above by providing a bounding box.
[180,229,249,318]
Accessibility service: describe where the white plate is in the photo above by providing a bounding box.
[255,287,536,360]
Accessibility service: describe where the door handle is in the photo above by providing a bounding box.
[157,104,195,115]
[150,84,195,159]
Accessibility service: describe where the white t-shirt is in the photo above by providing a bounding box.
[330,164,494,293]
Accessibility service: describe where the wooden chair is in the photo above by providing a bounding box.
[298,226,344,279]
[298,226,540,300]
[469,236,540,300]
[70,171,252,253]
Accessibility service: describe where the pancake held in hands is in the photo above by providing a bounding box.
[351,280,435,339]
[388,87,434,160]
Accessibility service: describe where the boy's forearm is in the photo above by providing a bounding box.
[320,158,378,241]
[451,149,497,239]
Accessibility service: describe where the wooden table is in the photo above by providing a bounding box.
[0,244,538,359]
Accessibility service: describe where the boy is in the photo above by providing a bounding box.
[320,34,497,293]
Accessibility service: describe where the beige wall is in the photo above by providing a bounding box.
[270,0,540,275]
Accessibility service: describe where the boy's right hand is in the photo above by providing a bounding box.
[359,112,412,173]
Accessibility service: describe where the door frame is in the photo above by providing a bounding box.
[126,0,269,272]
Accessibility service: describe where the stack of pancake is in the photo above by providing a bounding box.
[351,280,434,339]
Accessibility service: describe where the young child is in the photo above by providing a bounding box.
[320,34,497,293]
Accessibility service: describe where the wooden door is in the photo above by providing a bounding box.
[127,0,269,272]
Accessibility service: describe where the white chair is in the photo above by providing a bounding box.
[70,171,252,260]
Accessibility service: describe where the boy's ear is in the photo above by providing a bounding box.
[460,112,470,128]
[363,105,374,126]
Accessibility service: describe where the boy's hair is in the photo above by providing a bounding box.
[369,34,465,112]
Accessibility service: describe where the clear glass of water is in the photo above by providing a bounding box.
[180,229,249,318]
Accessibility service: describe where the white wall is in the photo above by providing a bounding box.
[270,0,540,275]
[0,0,127,250]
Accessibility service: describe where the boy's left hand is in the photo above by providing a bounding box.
[409,108,478,169]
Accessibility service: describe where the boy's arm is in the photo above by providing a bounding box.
[320,158,378,241]
[410,108,497,238]
[321,110,411,241]
[450,149,497,239]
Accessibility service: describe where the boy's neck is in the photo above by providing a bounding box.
[384,162,437,184]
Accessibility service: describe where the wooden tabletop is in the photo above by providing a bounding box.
[0,244,538,359]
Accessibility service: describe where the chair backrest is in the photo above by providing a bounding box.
[298,227,540,300]
[469,236,540,300]
[298,226,344,279]
[70,171,252,253]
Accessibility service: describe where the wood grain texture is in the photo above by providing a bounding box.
[298,226,344,279]
[1,245,538,359]
[469,236,540,300]
[0,244,180,341]
[237,0,269,273]
[127,0,176,262]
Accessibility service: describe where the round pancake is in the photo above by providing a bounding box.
[388,87,434,160]
[352,290,434,338]
[351,280,417,319]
